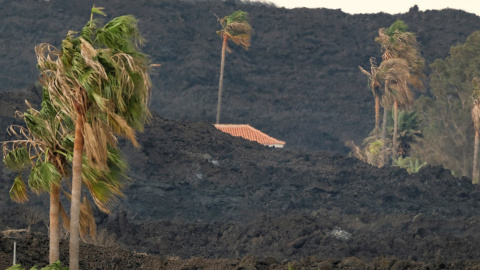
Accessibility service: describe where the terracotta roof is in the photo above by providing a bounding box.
[214,124,286,147]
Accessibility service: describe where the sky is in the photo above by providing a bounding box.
[252,0,480,17]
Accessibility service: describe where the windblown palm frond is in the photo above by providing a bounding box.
[358,57,381,97]
[36,14,152,170]
[216,10,252,51]
[9,175,28,203]
[378,58,416,109]
[32,8,152,267]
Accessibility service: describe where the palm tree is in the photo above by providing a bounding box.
[359,57,382,140]
[215,10,252,124]
[472,78,480,184]
[3,89,128,264]
[35,8,152,269]
[392,110,423,157]
[4,90,74,264]
[376,20,425,160]
[378,58,414,158]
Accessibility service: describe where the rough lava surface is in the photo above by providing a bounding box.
[1,92,480,268]
[2,0,480,268]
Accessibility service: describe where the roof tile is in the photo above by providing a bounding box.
[214,124,286,146]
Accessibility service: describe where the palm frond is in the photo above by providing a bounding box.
[217,10,252,51]
[91,5,106,18]
[28,161,61,194]
[95,15,145,53]
[229,34,251,49]
[59,202,70,231]
[81,147,128,214]
[386,20,408,37]
[4,147,31,171]
[226,10,249,25]
[9,175,29,203]
[79,197,97,240]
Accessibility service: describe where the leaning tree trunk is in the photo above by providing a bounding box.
[69,112,85,270]
[473,131,479,184]
[374,95,380,140]
[381,104,388,165]
[49,184,60,264]
[216,34,228,124]
[392,100,398,159]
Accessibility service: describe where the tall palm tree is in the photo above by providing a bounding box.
[3,89,128,264]
[376,20,425,160]
[378,58,414,158]
[215,10,252,124]
[472,78,480,184]
[35,8,152,269]
[359,57,382,140]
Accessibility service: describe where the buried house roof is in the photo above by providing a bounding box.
[214,124,286,148]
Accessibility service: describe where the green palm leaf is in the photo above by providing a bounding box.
[91,5,106,18]
[9,175,28,203]
[28,161,61,194]
[4,148,30,171]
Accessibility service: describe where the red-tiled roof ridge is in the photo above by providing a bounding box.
[214,124,286,147]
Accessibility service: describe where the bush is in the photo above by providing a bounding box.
[7,260,68,270]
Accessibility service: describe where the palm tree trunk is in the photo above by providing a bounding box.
[216,34,227,124]
[462,150,469,177]
[393,100,398,159]
[375,95,380,140]
[473,131,479,184]
[381,105,388,165]
[69,113,84,270]
[49,184,60,264]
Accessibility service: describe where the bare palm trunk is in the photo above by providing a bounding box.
[381,104,388,165]
[69,112,84,270]
[393,100,398,159]
[473,131,479,184]
[375,95,380,140]
[216,34,227,124]
[49,184,60,264]
[462,148,468,177]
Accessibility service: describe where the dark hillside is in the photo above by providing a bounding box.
[2,98,480,267]
[1,0,479,153]
[2,3,480,268]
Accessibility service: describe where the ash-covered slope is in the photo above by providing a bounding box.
[1,99,480,264]
[120,115,480,223]
[1,0,480,153]
[94,115,480,262]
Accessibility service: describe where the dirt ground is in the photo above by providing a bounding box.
[2,115,480,269]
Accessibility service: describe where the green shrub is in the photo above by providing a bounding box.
[7,260,68,270]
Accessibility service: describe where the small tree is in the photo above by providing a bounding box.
[413,31,480,178]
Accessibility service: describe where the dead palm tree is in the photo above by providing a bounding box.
[35,7,152,269]
[3,89,128,264]
[215,10,252,124]
[359,57,382,140]
[376,21,425,160]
